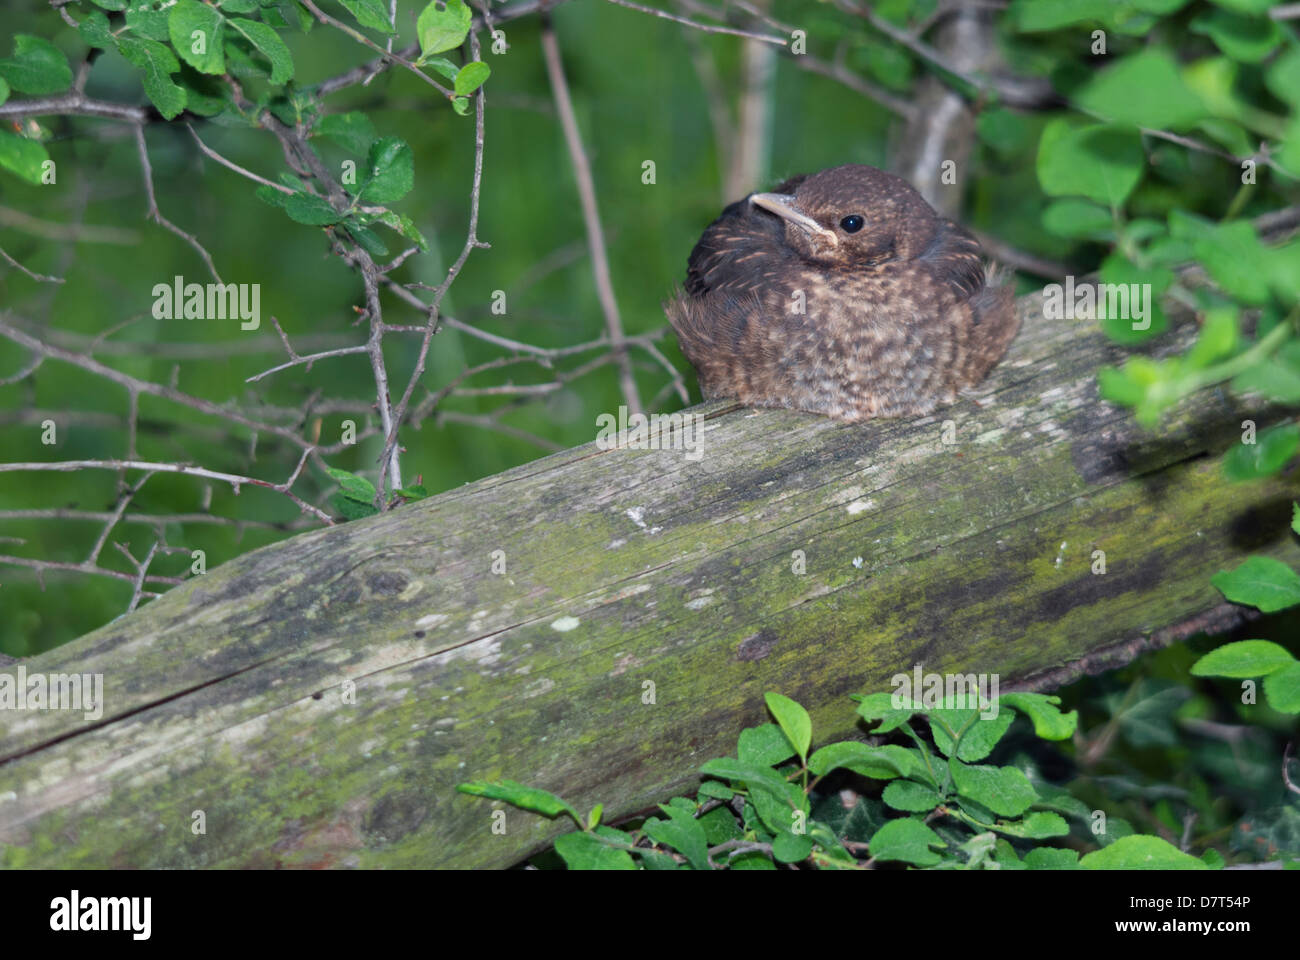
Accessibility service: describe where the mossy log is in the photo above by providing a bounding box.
[2,281,1297,869]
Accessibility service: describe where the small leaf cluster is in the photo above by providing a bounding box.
[458,688,1216,870]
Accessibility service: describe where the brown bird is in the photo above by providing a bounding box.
[666,164,1019,421]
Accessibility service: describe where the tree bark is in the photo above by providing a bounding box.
[1,279,1296,869]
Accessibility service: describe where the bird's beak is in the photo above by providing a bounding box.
[750,193,839,248]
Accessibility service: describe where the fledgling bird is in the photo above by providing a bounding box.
[665,164,1020,421]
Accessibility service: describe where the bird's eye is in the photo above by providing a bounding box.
[840,215,865,233]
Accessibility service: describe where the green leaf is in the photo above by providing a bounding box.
[994,811,1070,839]
[1185,307,1238,369]
[1190,9,1282,63]
[1096,254,1172,344]
[395,484,429,501]
[698,758,793,804]
[372,210,430,251]
[454,60,490,96]
[1037,120,1143,207]
[169,0,226,74]
[451,95,471,116]
[1266,49,1300,108]
[1169,212,1272,305]
[1074,49,1206,130]
[0,77,8,107]
[218,0,261,11]
[175,65,230,116]
[360,136,414,204]
[424,56,460,82]
[1080,834,1208,870]
[764,691,811,759]
[999,693,1078,740]
[807,741,913,780]
[1212,555,1300,612]
[1009,0,1125,31]
[1192,639,1297,678]
[324,466,376,502]
[344,221,389,257]
[228,18,294,84]
[126,0,175,39]
[643,807,709,869]
[417,0,472,57]
[948,760,1037,818]
[457,780,581,822]
[554,831,637,870]
[79,11,116,50]
[118,37,186,120]
[0,130,49,185]
[340,0,396,34]
[770,832,814,864]
[1264,663,1300,713]
[316,111,377,156]
[282,191,343,225]
[330,494,379,520]
[868,818,944,867]
[1041,198,1113,240]
[0,35,73,95]
[1222,424,1300,482]
[928,706,1015,762]
[737,723,795,767]
[1232,342,1300,403]
[1024,847,1080,869]
[882,780,942,813]
[855,691,920,733]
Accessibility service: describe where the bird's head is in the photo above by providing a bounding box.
[749,164,939,267]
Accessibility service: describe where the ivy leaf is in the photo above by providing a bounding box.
[316,111,377,156]
[0,130,49,185]
[119,37,186,120]
[454,61,490,96]
[360,136,414,204]
[228,18,294,84]
[169,0,227,75]
[339,0,396,34]
[417,0,472,57]
[0,35,73,94]
[1211,556,1300,613]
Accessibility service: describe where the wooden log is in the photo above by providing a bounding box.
[1,280,1296,869]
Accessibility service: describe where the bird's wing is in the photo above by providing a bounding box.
[920,219,987,299]
[684,176,808,297]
